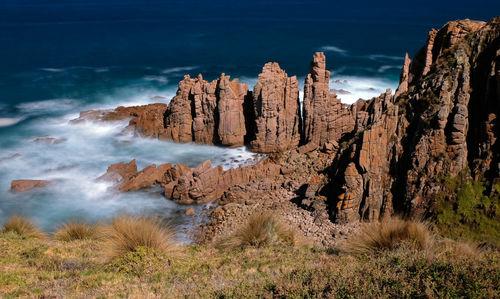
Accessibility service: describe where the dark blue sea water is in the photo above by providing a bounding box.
[0,0,498,237]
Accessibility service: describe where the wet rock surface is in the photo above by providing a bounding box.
[11,180,52,193]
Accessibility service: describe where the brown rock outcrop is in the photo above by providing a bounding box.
[163,74,249,147]
[69,18,498,235]
[11,180,51,193]
[166,159,281,204]
[124,104,169,138]
[217,75,248,146]
[249,62,302,152]
[302,52,356,148]
[328,89,402,223]
[394,53,411,98]
[409,19,486,83]
[163,75,197,143]
[323,17,499,223]
[98,160,138,184]
[72,104,168,138]
[120,163,172,192]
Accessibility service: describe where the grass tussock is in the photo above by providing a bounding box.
[1,231,498,298]
[103,214,175,260]
[437,238,484,260]
[2,214,46,239]
[344,217,435,254]
[0,214,498,297]
[218,212,297,249]
[53,220,101,241]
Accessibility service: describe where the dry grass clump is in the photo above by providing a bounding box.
[2,215,46,239]
[102,214,175,260]
[218,212,297,249]
[436,238,484,260]
[344,217,435,254]
[53,220,101,241]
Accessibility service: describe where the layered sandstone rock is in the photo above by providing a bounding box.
[72,104,168,138]
[190,75,218,144]
[163,75,197,143]
[69,18,498,233]
[99,159,175,192]
[331,91,403,223]
[11,180,52,193]
[120,163,173,192]
[163,74,249,147]
[394,53,411,98]
[401,17,499,212]
[409,19,486,83]
[322,17,499,223]
[98,160,138,184]
[249,62,302,152]
[166,159,281,204]
[217,75,248,146]
[302,52,356,148]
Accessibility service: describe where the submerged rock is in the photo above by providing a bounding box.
[33,137,66,145]
[11,180,51,193]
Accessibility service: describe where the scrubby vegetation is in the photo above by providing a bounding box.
[53,220,101,241]
[217,212,298,249]
[1,215,46,239]
[344,217,435,254]
[435,172,500,247]
[0,215,498,297]
[102,214,175,260]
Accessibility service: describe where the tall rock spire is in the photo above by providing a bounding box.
[395,53,411,98]
[249,62,302,153]
[302,52,355,147]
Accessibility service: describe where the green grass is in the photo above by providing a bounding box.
[0,228,499,297]
[435,173,500,247]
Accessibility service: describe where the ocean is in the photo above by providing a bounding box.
[1,0,498,239]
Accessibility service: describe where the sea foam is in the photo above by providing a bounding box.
[0,117,25,127]
[330,75,398,104]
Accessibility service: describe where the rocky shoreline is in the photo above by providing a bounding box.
[12,17,500,246]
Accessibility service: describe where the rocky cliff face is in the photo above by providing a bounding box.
[77,18,499,231]
[323,17,500,223]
